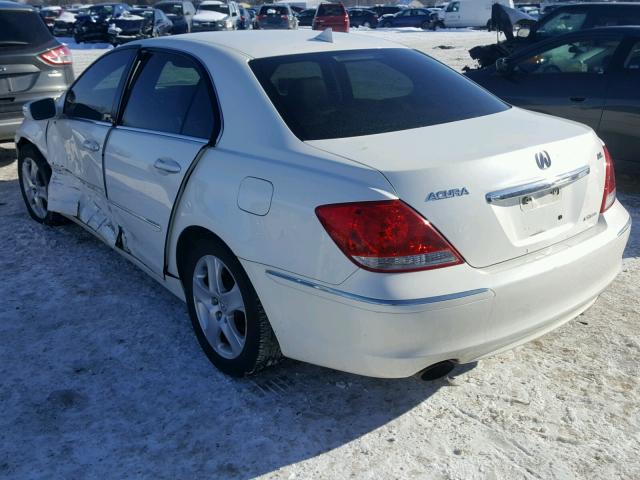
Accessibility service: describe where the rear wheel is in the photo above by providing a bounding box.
[421,20,430,30]
[362,21,371,28]
[182,238,281,377]
[17,145,67,225]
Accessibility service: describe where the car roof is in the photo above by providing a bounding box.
[140,30,406,59]
[0,1,34,11]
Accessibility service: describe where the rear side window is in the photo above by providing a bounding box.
[590,6,640,28]
[317,4,345,16]
[624,40,640,70]
[122,52,215,139]
[64,48,136,122]
[0,10,53,49]
[250,49,509,140]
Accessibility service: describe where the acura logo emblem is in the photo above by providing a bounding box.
[535,151,551,169]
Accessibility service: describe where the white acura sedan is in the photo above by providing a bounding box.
[16,30,630,378]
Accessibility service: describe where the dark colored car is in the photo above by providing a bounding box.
[296,8,316,27]
[368,5,404,18]
[347,8,378,28]
[108,8,173,45]
[256,4,298,30]
[53,9,85,37]
[378,8,434,29]
[313,2,349,33]
[471,2,640,68]
[74,3,131,43]
[155,0,196,34]
[0,1,74,141]
[466,27,640,171]
[238,6,253,29]
[39,6,62,32]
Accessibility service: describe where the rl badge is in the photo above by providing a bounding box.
[425,187,470,202]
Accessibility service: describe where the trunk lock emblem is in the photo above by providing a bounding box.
[535,151,552,170]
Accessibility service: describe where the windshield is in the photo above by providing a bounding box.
[0,10,53,48]
[157,3,183,15]
[198,4,229,14]
[536,9,587,37]
[250,49,508,141]
[259,5,289,15]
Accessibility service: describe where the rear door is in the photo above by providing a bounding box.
[104,49,219,274]
[599,37,640,165]
[498,34,623,131]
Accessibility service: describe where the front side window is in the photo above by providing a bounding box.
[625,40,640,70]
[64,48,135,122]
[517,39,620,75]
[250,49,509,140]
[446,2,459,13]
[536,9,587,37]
[121,52,215,138]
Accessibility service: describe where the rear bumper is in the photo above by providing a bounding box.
[1,90,66,141]
[0,117,23,142]
[243,201,631,378]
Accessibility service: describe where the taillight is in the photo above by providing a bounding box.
[600,145,616,213]
[281,14,288,18]
[38,45,72,66]
[315,200,463,273]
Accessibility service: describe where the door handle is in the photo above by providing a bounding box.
[153,157,181,174]
[81,139,100,152]
[569,96,586,103]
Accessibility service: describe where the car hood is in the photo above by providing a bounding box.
[305,107,606,268]
[193,11,227,21]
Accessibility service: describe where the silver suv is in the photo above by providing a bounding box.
[0,1,74,141]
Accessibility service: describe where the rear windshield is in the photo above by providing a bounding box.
[250,49,509,141]
[260,5,288,15]
[0,10,53,49]
[317,3,345,16]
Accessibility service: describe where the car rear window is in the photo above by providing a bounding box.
[317,3,345,16]
[0,10,53,49]
[259,5,288,15]
[250,49,509,141]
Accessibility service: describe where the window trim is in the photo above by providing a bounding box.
[115,46,222,145]
[62,45,139,125]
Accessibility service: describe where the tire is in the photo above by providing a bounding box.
[362,21,371,28]
[183,238,281,377]
[421,20,430,30]
[17,145,68,226]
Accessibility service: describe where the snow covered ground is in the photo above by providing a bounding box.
[1,29,639,480]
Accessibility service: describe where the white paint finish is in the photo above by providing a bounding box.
[444,0,514,28]
[104,128,205,274]
[307,107,605,268]
[46,118,109,192]
[15,31,632,378]
[237,176,274,216]
[242,201,629,377]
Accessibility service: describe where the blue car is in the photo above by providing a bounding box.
[378,8,436,29]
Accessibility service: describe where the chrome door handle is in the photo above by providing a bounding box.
[153,157,181,174]
[81,139,100,152]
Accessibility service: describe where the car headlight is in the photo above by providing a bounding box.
[225,19,232,28]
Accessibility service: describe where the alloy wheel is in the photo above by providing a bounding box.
[21,157,48,220]
[192,254,247,359]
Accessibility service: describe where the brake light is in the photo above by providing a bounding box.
[600,145,616,213]
[258,14,266,19]
[38,45,72,66]
[281,14,288,18]
[316,200,463,273]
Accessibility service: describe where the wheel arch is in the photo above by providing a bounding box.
[175,225,234,285]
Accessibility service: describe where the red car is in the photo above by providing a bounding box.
[312,2,349,32]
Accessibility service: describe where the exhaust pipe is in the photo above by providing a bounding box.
[419,360,456,381]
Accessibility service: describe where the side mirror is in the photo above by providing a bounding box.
[495,57,513,75]
[23,97,57,121]
[517,26,531,38]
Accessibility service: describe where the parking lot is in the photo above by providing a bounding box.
[1,29,639,479]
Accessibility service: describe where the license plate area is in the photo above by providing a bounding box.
[519,188,569,238]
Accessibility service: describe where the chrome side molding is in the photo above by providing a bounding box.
[486,165,590,204]
[266,269,492,307]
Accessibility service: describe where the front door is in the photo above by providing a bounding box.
[104,50,218,274]
[599,38,640,165]
[503,36,622,131]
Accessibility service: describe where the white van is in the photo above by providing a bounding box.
[443,0,513,28]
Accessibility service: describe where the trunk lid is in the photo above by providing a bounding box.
[306,108,606,268]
